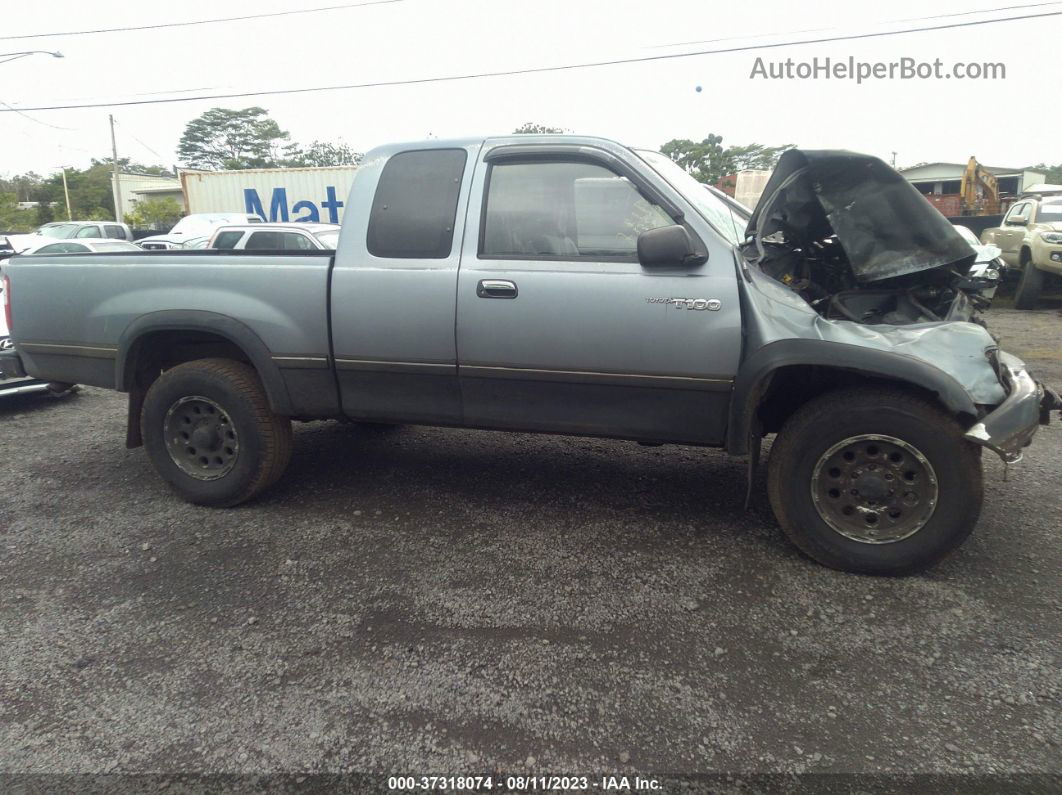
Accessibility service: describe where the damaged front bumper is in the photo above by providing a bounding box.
[964,356,1061,462]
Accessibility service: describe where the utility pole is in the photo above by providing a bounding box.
[891,151,898,168]
[109,114,123,223]
[60,167,72,220]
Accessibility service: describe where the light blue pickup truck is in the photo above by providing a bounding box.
[2,137,1058,574]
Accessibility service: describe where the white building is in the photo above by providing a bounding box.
[110,172,185,221]
[898,162,1045,200]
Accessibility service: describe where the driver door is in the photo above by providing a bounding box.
[455,145,741,444]
[996,201,1030,267]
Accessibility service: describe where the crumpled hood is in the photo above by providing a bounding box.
[747,149,976,282]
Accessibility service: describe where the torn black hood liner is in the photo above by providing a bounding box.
[746,149,975,282]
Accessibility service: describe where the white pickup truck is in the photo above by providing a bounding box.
[136,213,265,250]
[208,222,340,250]
[2,221,134,260]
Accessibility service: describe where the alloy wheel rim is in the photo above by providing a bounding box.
[163,396,239,481]
[810,434,938,544]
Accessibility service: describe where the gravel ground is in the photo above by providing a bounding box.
[0,302,1059,790]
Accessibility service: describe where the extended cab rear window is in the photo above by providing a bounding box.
[367,149,467,259]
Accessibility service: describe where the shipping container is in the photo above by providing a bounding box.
[180,166,359,224]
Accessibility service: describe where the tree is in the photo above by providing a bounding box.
[513,122,567,134]
[659,135,794,185]
[178,107,292,170]
[0,193,38,232]
[660,135,729,184]
[0,172,47,203]
[124,197,184,230]
[1032,163,1062,184]
[37,163,115,220]
[726,143,795,172]
[35,202,55,225]
[92,157,172,176]
[285,140,362,167]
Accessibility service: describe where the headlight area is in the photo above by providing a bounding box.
[1040,231,1062,244]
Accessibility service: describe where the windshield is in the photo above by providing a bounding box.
[38,224,78,239]
[315,229,340,249]
[1038,201,1062,223]
[635,149,747,246]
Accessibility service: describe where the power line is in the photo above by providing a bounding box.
[649,2,1060,50]
[113,119,168,162]
[0,99,77,129]
[0,0,403,41]
[887,0,1061,23]
[2,9,1057,113]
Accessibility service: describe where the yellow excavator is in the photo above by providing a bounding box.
[960,156,1001,215]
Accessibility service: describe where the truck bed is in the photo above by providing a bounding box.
[6,249,336,412]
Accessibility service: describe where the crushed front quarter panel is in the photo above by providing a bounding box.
[742,264,1007,406]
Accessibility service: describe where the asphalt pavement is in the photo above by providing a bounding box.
[0,301,1059,791]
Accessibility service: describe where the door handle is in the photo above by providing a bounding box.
[477,279,518,299]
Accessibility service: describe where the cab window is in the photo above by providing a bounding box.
[75,226,102,238]
[1004,202,1030,225]
[481,160,672,259]
[212,231,244,250]
[34,242,88,254]
[104,225,125,239]
[245,231,315,250]
[367,149,468,259]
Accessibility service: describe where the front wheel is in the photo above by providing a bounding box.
[767,388,983,575]
[1013,260,1045,310]
[141,358,292,506]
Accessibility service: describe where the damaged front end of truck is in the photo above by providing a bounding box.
[736,149,1061,463]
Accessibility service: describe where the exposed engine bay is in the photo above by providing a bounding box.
[741,150,997,326]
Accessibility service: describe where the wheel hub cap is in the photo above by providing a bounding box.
[163,396,239,481]
[810,434,938,544]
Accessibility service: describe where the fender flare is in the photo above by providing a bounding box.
[115,310,294,415]
[726,338,979,455]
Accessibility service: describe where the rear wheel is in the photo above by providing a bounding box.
[141,358,292,506]
[767,388,983,575]
[1013,257,1044,310]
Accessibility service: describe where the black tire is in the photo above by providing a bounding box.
[1013,259,1044,310]
[767,388,983,575]
[141,358,292,507]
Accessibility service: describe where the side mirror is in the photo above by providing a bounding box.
[637,224,701,268]
[1008,217,1028,226]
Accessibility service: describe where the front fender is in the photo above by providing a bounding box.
[726,338,980,455]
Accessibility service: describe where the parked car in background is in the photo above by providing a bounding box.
[209,222,340,250]
[952,223,1004,301]
[2,221,135,261]
[137,213,264,250]
[981,187,1062,309]
[35,221,134,241]
[14,239,143,256]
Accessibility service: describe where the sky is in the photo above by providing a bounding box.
[1,0,1059,178]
